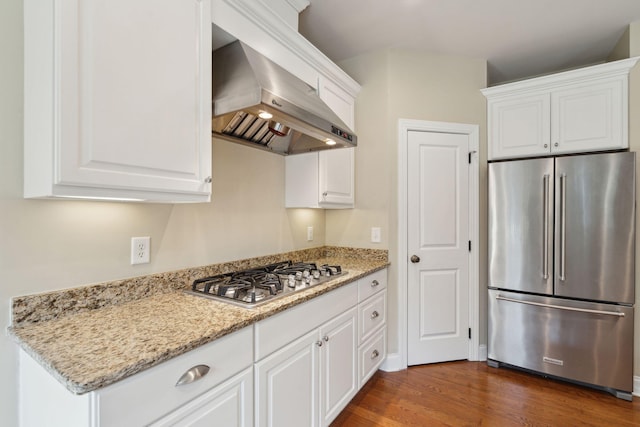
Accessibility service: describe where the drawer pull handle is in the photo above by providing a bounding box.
[371,310,380,319]
[316,340,323,347]
[323,335,329,342]
[175,364,210,387]
[371,280,379,288]
[371,349,380,359]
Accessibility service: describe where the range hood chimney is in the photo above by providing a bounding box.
[212,41,357,155]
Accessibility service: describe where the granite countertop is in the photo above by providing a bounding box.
[9,251,388,395]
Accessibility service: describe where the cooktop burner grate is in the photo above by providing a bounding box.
[188,261,345,308]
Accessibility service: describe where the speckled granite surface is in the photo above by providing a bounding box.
[11,247,330,327]
[8,247,388,395]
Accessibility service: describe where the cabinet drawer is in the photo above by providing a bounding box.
[149,367,253,427]
[96,326,253,427]
[357,269,387,302]
[358,292,386,343]
[359,328,386,387]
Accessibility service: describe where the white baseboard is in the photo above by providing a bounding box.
[634,376,640,397]
[380,353,403,372]
[381,345,487,372]
[478,344,487,361]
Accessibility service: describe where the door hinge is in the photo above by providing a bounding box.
[468,240,472,252]
[468,328,472,339]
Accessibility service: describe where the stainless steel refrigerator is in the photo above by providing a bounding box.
[488,151,635,400]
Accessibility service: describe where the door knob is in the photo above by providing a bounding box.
[410,255,420,263]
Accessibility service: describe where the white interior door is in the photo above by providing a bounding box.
[407,129,470,365]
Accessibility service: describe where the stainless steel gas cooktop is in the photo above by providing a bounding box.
[187,261,345,308]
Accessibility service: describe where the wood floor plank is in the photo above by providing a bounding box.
[331,361,640,426]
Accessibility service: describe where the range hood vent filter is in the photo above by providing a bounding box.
[222,111,276,146]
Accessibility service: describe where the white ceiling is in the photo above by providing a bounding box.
[298,0,640,85]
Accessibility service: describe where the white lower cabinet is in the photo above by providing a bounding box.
[359,328,386,387]
[254,307,358,427]
[356,270,387,388]
[18,270,387,427]
[255,329,321,427]
[253,283,359,427]
[320,308,359,425]
[19,326,253,427]
[150,367,253,427]
[254,268,387,427]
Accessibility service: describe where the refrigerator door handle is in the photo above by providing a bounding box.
[542,174,550,280]
[559,173,567,281]
[495,295,625,317]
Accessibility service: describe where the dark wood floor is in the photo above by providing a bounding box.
[331,361,640,426]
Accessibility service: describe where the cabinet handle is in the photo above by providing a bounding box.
[371,280,379,288]
[544,144,548,148]
[370,310,380,319]
[316,340,323,347]
[175,364,210,387]
[371,350,380,359]
[322,191,328,198]
[323,335,329,342]
[554,142,559,147]
[204,176,212,183]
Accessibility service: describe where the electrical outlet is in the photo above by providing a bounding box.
[307,226,314,241]
[371,227,381,243]
[131,237,150,265]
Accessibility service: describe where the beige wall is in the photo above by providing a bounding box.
[0,1,325,424]
[333,49,488,358]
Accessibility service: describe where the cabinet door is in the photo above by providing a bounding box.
[317,75,355,129]
[318,148,355,207]
[551,77,626,154]
[285,152,319,208]
[150,368,253,427]
[25,0,212,202]
[255,330,320,427]
[488,94,551,160]
[319,308,358,426]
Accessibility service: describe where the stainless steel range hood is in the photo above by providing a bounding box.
[212,41,357,155]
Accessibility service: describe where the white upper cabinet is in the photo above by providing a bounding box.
[317,75,356,132]
[286,148,354,208]
[487,93,551,159]
[286,76,356,208]
[211,0,360,97]
[551,78,625,154]
[318,148,355,206]
[483,58,639,160]
[24,0,212,202]
[212,0,359,209]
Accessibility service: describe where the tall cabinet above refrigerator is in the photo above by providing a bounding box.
[488,151,635,400]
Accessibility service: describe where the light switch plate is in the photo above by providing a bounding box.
[371,227,381,243]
